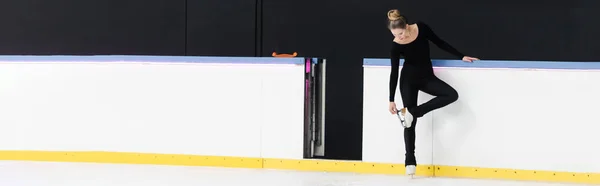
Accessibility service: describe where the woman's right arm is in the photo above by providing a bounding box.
[389,44,401,102]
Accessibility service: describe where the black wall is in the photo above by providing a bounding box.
[186,0,256,56]
[0,0,186,55]
[3,0,598,59]
[2,0,599,160]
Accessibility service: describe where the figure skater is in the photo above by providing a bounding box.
[386,9,479,176]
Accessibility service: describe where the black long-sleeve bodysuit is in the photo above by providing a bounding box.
[389,21,463,166]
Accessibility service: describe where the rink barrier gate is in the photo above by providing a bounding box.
[0,55,598,185]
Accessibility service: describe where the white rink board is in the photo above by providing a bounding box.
[363,58,600,173]
[0,56,306,160]
[432,68,600,173]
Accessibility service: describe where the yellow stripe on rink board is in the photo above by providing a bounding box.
[262,158,434,176]
[434,165,600,184]
[0,151,263,168]
[0,150,598,184]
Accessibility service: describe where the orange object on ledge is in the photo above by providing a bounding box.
[272,52,298,58]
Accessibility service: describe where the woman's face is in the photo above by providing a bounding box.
[390,28,408,40]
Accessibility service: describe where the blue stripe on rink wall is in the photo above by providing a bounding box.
[0,55,305,65]
[363,58,600,70]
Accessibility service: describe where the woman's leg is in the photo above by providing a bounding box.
[399,79,419,167]
[413,76,459,117]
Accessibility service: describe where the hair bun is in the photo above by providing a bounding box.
[387,9,401,21]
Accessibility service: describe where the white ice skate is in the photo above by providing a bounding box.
[406,165,416,178]
[396,108,414,128]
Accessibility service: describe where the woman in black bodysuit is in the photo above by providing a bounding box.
[386,9,479,176]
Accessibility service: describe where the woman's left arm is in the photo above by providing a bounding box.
[420,22,479,62]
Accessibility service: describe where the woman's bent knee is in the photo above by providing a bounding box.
[448,89,459,102]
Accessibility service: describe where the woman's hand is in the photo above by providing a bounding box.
[389,102,398,114]
[462,56,479,62]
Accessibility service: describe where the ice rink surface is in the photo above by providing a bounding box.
[0,161,590,186]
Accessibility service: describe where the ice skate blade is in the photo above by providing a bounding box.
[396,111,409,128]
